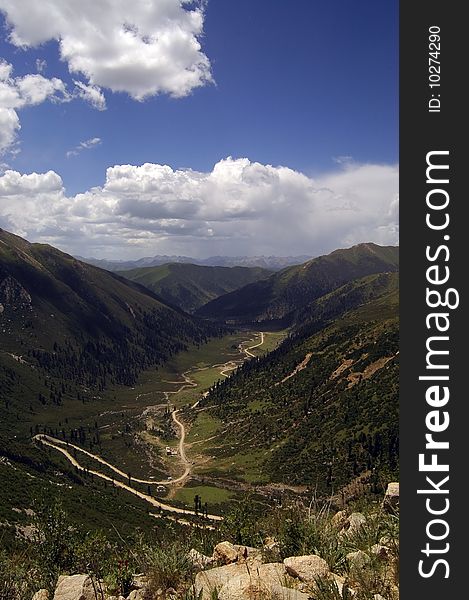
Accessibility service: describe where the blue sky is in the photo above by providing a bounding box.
[0,0,398,259]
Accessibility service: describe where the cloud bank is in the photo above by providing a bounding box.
[0,158,399,258]
[0,0,212,100]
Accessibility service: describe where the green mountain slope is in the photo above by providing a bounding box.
[196,243,399,327]
[118,263,272,313]
[198,272,399,494]
[0,228,219,421]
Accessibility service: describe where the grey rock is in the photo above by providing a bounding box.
[195,564,250,600]
[212,541,262,566]
[217,574,309,600]
[0,276,32,309]
[284,554,330,583]
[212,541,238,564]
[53,575,96,600]
[257,562,289,581]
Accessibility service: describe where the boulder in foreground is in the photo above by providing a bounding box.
[53,574,96,600]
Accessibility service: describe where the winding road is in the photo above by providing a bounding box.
[171,409,190,483]
[244,332,265,358]
[34,331,265,522]
[34,434,222,521]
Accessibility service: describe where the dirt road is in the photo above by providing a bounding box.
[171,409,190,483]
[244,332,265,358]
[34,434,222,521]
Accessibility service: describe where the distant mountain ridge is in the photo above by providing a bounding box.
[118,263,272,313]
[78,254,313,272]
[196,243,399,327]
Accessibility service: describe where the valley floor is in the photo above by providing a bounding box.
[32,330,288,523]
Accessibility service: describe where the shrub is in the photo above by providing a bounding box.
[140,540,194,595]
[218,497,263,547]
[30,497,78,591]
[0,549,39,600]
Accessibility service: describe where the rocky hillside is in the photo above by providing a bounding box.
[196,243,399,327]
[16,484,399,600]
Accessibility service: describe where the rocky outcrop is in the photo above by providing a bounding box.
[195,561,308,600]
[40,483,399,600]
[284,554,330,583]
[0,275,32,310]
[212,541,239,564]
[194,554,350,599]
[53,575,96,600]
[195,563,247,599]
[212,541,262,566]
[257,562,288,581]
[217,574,310,600]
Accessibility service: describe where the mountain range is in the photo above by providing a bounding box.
[78,254,313,272]
[196,243,399,327]
[0,228,399,534]
[117,263,272,313]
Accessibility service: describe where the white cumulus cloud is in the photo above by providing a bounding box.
[0,169,64,237]
[0,0,213,100]
[0,158,399,259]
[14,74,69,106]
[0,60,70,154]
[0,169,63,196]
